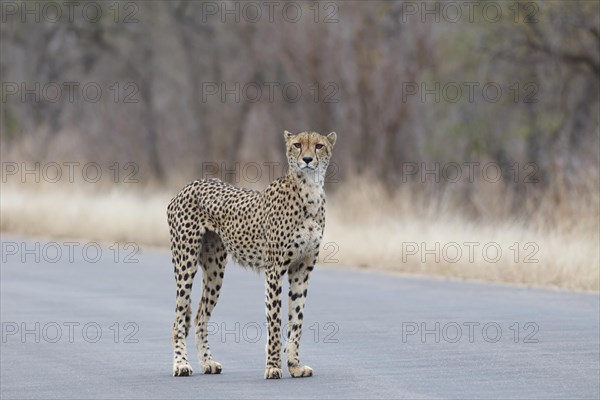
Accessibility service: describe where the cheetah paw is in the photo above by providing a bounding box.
[289,364,313,378]
[173,361,193,377]
[264,367,283,379]
[202,360,222,374]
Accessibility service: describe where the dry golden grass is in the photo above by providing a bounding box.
[1,183,171,245]
[325,186,600,291]
[1,177,598,292]
[325,179,599,291]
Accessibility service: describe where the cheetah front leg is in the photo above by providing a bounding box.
[285,259,315,378]
[264,267,285,379]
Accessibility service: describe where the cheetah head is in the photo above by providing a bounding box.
[284,130,337,182]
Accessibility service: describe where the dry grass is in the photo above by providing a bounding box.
[325,179,599,291]
[1,178,598,292]
[1,183,172,246]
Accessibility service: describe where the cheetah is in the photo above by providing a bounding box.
[167,130,337,379]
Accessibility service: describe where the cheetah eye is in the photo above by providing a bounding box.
[315,144,324,150]
[293,143,302,149]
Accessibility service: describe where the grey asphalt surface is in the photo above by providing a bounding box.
[1,236,599,400]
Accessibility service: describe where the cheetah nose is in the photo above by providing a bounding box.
[302,156,313,164]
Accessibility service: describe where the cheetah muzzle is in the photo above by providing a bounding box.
[167,130,337,379]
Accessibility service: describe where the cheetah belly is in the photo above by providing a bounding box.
[227,237,269,270]
[216,221,269,271]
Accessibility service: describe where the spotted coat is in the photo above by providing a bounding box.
[167,130,337,379]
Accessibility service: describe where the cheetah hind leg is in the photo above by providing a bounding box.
[195,231,226,374]
[171,230,201,377]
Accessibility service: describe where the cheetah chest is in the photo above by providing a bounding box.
[287,185,325,262]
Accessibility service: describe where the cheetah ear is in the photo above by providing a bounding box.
[326,131,337,147]
[284,130,295,140]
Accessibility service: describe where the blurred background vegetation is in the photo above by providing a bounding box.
[1,1,598,289]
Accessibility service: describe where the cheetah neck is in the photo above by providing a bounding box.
[289,170,325,217]
[289,170,325,190]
